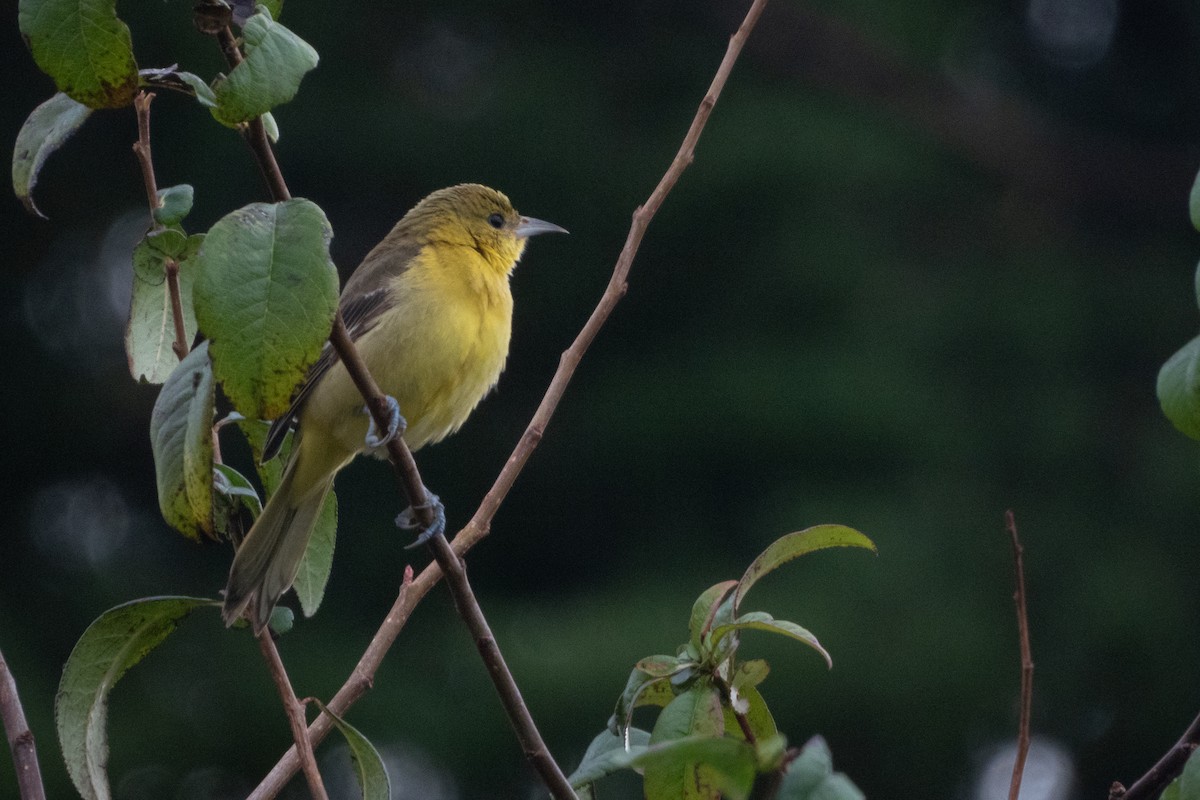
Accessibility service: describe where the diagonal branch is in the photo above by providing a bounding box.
[0,647,47,800]
[1110,711,1200,800]
[246,0,770,796]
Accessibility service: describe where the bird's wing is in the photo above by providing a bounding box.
[260,238,421,463]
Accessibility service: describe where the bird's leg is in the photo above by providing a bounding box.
[364,395,406,448]
[396,490,446,549]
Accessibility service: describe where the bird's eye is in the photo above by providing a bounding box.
[487,212,505,229]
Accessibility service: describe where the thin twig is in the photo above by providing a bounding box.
[0,648,47,800]
[1110,711,1200,800]
[164,259,189,360]
[1004,510,1034,800]
[256,632,329,800]
[246,1,769,796]
[132,91,191,361]
[131,92,161,229]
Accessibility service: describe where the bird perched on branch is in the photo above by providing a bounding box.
[223,184,566,631]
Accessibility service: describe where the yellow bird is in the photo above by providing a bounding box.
[223,184,566,631]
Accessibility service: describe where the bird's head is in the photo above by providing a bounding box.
[409,183,566,276]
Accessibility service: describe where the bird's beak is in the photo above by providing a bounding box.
[516,216,568,238]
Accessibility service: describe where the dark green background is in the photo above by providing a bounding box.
[4,1,1200,798]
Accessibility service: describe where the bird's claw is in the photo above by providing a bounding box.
[396,492,446,549]
[365,395,406,449]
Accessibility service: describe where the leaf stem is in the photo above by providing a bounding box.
[245,0,770,795]
[0,647,47,800]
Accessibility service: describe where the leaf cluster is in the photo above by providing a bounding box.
[569,526,874,800]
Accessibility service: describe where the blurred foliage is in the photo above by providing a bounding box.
[5,0,1200,799]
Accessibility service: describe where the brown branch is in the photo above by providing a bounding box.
[132,91,191,361]
[0,648,47,800]
[256,632,329,800]
[1110,711,1200,800]
[164,259,189,360]
[1004,511,1034,800]
[428,533,575,797]
[246,0,769,796]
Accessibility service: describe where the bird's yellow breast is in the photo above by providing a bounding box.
[298,242,513,461]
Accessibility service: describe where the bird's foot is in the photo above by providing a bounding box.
[396,491,446,549]
[364,395,406,449]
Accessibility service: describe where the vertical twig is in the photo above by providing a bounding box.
[1004,510,1034,800]
[256,632,330,800]
[245,0,771,795]
[131,92,160,228]
[132,91,191,361]
[0,648,47,800]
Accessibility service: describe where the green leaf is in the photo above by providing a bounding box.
[268,606,294,635]
[154,184,195,226]
[655,683,723,740]
[1180,744,1200,800]
[638,654,685,678]
[126,230,203,384]
[149,342,215,539]
[213,463,262,514]
[262,111,281,142]
[314,702,390,800]
[610,666,673,736]
[777,737,864,800]
[568,727,652,788]
[1163,780,1181,800]
[212,10,319,126]
[12,93,92,218]
[1158,333,1200,440]
[735,525,876,612]
[641,735,756,800]
[194,199,339,419]
[18,0,138,108]
[1190,167,1200,233]
[257,0,284,21]
[292,489,337,617]
[731,659,769,690]
[689,580,738,650]
[645,684,726,800]
[212,462,261,544]
[710,612,831,668]
[55,597,215,800]
[174,71,219,108]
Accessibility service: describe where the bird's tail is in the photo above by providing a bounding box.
[222,449,333,633]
